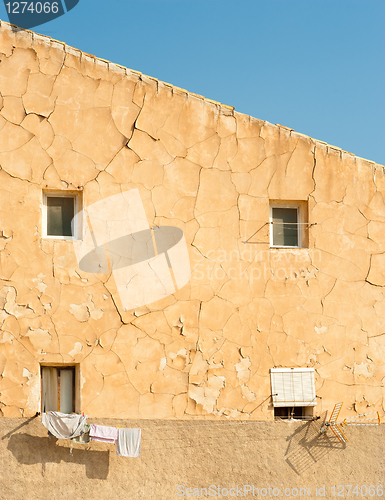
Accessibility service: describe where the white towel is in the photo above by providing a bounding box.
[42,411,87,439]
[116,428,141,457]
[89,424,118,443]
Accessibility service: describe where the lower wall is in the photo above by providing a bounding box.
[0,417,384,500]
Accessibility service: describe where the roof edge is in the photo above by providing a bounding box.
[0,19,383,167]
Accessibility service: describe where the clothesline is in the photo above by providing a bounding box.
[41,412,141,458]
[43,412,304,432]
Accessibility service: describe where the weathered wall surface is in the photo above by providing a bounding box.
[0,20,385,421]
[0,418,384,500]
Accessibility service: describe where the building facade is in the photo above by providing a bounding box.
[0,20,384,498]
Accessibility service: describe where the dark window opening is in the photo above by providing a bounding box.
[274,406,314,420]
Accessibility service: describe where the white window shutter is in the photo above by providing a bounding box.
[270,368,316,407]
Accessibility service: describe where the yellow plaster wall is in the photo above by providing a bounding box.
[0,21,385,421]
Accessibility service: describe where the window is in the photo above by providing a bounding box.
[41,366,78,414]
[270,368,316,419]
[43,192,81,239]
[273,406,314,420]
[270,204,300,247]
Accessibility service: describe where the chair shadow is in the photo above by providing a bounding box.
[7,433,110,479]
[284,411,346,475]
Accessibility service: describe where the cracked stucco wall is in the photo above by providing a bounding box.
[0,21,384,421]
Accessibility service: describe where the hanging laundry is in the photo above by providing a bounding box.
[41,411,88,439]
[116,428,141,457]
[89,424,119,444]
[71,423,91,444]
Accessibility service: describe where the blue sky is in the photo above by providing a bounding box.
[1,0,384,164]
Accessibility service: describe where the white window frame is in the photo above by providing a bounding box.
[269,203,301,248]
[42,192,79,240]
[270,367,316,407]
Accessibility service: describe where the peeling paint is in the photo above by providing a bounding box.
[0,21,384,420]
[69,342,83,357]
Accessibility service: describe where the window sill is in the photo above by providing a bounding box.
[42,236,78,240]
[270,245,304,249]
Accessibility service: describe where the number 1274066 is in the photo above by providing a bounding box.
[5,2,60,14]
